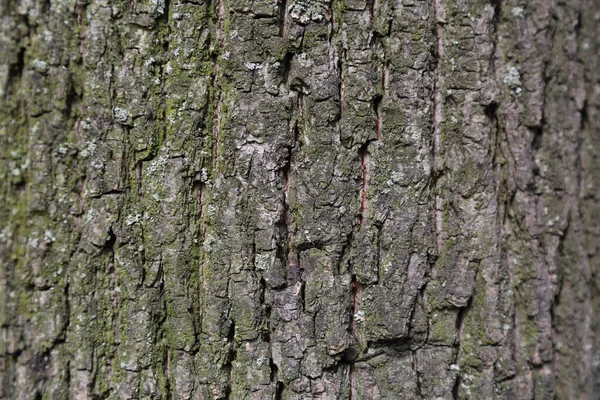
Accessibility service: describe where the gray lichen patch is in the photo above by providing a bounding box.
[503,66,522,95]
[289,0,331,25]
[113,107,130,125]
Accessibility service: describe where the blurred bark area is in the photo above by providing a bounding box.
[0,0,598,398]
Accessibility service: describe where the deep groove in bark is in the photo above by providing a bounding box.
[224,321,236,400]
[382,60,389,96]
[5,46,25,100]
[274,381,284,400]
[358,143,372,227]
[373,94,383,140]
[282,52,293,86]
[348,276,361,399]
[432,0,444,254]
[369,0,378,27]
[338,54,344,116]
[413,350,422,397]
[278,0,288,37]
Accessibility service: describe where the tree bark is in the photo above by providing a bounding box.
[0,0,598,398]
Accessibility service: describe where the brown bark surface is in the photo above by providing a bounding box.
[0,0,598,398]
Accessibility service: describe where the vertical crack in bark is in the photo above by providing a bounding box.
[373,94,382,140]
[158,0,171,153]
[489,0,500,74]
[283,148,292,268]
[224,321,236,400]
[382,60,389,97]
[282,52,293,87]
[164,347,171,399]
[283,117,298,274]
[358,144,369,227]
[259,277,271,342]
[485,101,500,167]
[211,80,223,171]
[5,37,25,102]
[196,177,207,332]
[211,0,225,171]
[274,380,284,400]
[348,277,361,400]
[104,229,120,344]
[153,255,170,398]
[163,0,171,25]
[338,53,344,116]
[76,1,87,55]
[136,161,144,198]
[451,373,460,400]
[412,350,422,397]
[279,0,288,37]
[375,222,382,283]
[62,279,71,342]
[369,0,378,28]
[452,267,476,399]
[432,0,444,254]
[351,278,361,337]
[349,361,356,400]
[216,0,225,46]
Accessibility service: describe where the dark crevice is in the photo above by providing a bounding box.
[484,100,500,166]
[348,271,361,400]
[350,276,361,334]
[452,294,474,399]
[163,347,171,400]
[293,120,301,147]
[103,228,117,255]
[413,351,423,397]
[579,100,587,133]
[357,140,376,227]
[530,126,543,151]
[375,222,383,283]
[4,46,25,100]
[348,361,356,400]
[338,54,344,117]
[278,0,288,37]
[274,381,285,400]
[431,0,444,257]
[61,279,71,341]
[484,101,499,122]
[452,373,461,399]
[367,336,411,350]
[280,144,294,278]
[259,277,272,342]
[223,321,236,400]
[372,94,383,140]
[11,46,25,80]
[163,0,171,26]
[269,357,278,382]
[282,52,293,86]
[136,161,144,198]
[340,346,359,364]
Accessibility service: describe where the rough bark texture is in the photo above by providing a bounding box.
[0,0,598,398]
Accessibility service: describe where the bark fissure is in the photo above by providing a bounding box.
[432,0,444,254]
[358,143,369,227]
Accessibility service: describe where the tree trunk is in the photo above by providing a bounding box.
[0,0,598,398]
